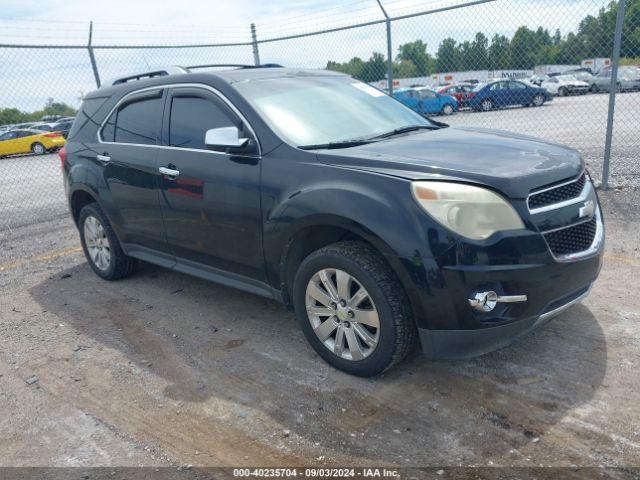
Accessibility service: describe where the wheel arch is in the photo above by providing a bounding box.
[69,184,101,225]
[276,215,427,329]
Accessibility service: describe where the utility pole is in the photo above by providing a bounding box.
[375,0,393,95]
[87,21,101,88]
[602,0,627,189]
[250,23,261,66]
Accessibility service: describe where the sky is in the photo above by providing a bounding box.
[0,0,608,111]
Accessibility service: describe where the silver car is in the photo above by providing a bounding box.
[590,66,640,92]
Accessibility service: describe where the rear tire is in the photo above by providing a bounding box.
[558,87,567,97]
[293,241,416,377]
[78,202,136,281]
[590,84,600,93]
[31,142,45,155]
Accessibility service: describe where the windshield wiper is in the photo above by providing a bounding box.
[369,124,439,140]
[298,139,378,150]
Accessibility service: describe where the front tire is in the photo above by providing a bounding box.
[78,203,136,280]
[558,87,567,97]
[293,241,416,377]
[441,103,454,116]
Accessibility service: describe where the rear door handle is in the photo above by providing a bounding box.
[159,166,180,178]
[96,154,110,164]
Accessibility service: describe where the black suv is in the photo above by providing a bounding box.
[61,66,603,377]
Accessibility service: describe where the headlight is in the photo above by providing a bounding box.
[411,181,525,240]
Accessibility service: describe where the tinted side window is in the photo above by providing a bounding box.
[0,132,16,141]
[102,110,116,142]
[114,97,163,145]
[169,96,236,150]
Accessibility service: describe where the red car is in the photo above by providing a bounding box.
[438,83,475,107]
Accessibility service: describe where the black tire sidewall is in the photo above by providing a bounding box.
[293,250,400,377]
[78,203,119,280]
[32,143,45,155]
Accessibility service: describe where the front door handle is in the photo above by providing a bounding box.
[96,154,110,164]
[159,166,180,178]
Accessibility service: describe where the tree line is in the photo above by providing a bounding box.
[326,0,640,82]
[0,99,76,126]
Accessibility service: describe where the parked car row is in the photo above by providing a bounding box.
[529,66,640,94]
[394,79,552,115]
[0,116,75,137]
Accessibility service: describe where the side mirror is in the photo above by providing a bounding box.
[204,126,249,150]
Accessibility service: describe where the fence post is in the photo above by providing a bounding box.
[602,0,626,190]
[375,0,394,95]
[87,21,101,88]
[250,23,261,66]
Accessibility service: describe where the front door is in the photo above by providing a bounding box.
[157,86,264,281]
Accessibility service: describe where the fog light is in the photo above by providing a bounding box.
[469,291,528,312]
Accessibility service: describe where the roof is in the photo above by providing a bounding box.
[87,67,347,100]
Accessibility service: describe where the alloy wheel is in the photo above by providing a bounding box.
[305,268,380,361]
[83,215,111,271]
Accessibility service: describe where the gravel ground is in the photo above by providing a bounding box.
[0,189,638,475]
[1,91,639,231]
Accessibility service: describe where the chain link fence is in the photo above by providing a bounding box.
[1,0,638,230]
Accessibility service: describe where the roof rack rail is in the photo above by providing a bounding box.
[111,66,189,85]
[110,64,284,86]
[186,63,283,71]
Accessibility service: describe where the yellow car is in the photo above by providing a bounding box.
[0,128,66,157]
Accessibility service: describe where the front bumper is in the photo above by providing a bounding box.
[419,283,591,359]
[395,189,604,360]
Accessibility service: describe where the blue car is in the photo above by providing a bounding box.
[393,87,458,116]
[467,79,552,112]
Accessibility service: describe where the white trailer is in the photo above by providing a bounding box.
[581,58,611,73]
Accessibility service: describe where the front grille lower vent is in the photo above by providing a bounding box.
[529,173,586,210]
[544,217,597,256]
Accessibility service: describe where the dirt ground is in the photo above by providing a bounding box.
[0,188,639,475]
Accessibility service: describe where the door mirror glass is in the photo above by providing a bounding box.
[204,126,249,150]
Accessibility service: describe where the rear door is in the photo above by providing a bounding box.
[96,89,170,258]
[507,81,529,105]
[418,89,438,113]
[157,86,264,281]
[14,130,35,154]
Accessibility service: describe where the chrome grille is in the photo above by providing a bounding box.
[544,218,597,256]
[528,173,586,210]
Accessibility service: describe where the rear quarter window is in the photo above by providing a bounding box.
[67,96,109,140]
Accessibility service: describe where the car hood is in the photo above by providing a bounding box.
[315,126,583,199]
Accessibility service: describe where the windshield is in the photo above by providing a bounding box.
[232,75,433,147]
